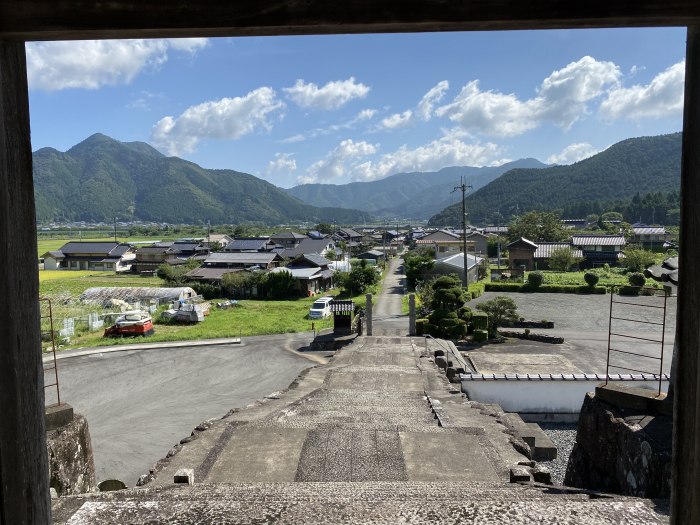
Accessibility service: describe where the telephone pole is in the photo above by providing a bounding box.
[452,177,473,286]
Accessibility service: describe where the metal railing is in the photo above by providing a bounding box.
[40,297,62,406]
[423,334,473,373]
[606,286,673,396]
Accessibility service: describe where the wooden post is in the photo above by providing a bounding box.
[671,25,700,525]
[0,41,50,524]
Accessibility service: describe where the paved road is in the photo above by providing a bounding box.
[372,257,408,336]
[47,333,320,486]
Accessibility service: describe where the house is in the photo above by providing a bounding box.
[483,226,508,236]
[356,249,386,264]
[133,240,209,275]
[434,252,483,283]
[562,219,588,229]
[184,267,244,283]
[202,252,283,270]
[506,238,538,272]
[631,225,667,250]
[42,241,136,272]
[533,243,583,270]
[224,237,278,252]
[270,232,306,248]
[466,231,489,255]
[334,227,364,244]
[269,253,334,296]
[169,240,210,260]
[418,229,461,243]
[279,237,336,260]
[571,234,626,268]
[206,234,234,249]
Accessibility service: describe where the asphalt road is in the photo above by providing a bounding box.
[372,257,409,335]
[47,333,319,486]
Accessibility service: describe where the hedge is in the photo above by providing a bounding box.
[472,311,488,330]
[473,329,488,342]
[484,282,606,294]
[416,318,428,336]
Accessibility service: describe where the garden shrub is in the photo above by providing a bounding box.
[473,329,488,342]
[415,318,428,336]
[527,271,544,288]
[628,272,646,287]
[457,306,472,321]
[475,295,519,336]
[584,272,599,287]
[471,311,488,331]
[425,309,467,340]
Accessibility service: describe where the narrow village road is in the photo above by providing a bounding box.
[372,257,408,336]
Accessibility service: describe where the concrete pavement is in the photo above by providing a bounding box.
[372,257,409,336]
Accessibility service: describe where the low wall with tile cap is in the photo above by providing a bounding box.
[460,373,668,415]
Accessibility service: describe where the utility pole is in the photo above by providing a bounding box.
[452,177,473,287]
[113,217,117,243]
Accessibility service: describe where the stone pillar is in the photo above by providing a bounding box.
[0,41,51,524]
[409,294,416,336]
[672,25,700,525]
[365,293,372,336]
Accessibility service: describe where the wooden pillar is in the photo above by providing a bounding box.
[0,41,50,524]
[671,25,700,525]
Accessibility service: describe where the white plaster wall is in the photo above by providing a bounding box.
[461,379,668,413]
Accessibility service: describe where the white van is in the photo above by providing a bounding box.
[308,296,334,319]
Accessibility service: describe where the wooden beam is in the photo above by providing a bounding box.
[671,25,700,525]
[0,41,50,525]
[1,0,700,41]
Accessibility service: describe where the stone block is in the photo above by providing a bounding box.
[434,356,447,369]
[595,384,664,411]
[532,465,552,484]
[45,402,74,431]
[174,468,195,485]
[510,466,532,483]
[46,412,96,496]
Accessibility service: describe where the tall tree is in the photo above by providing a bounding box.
[507,211,568,242]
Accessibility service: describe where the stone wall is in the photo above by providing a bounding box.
[564,391,671,498]
[47,413,97,496]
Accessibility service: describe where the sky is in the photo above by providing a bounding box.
[27,28,686,189]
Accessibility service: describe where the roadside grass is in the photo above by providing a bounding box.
[64,297,334,348]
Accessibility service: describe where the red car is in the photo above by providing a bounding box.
[104,310,155,337]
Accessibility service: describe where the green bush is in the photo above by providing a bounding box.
[484,282,606,294]
[584,272,599,287]
[473,329,488,342]
[475,296,518,336]
[415,318,428,336]
[528,272,544,288]
[618,285,640,296]
[457,306,472,321]
[471,311,488,331]
[628,272,646,287]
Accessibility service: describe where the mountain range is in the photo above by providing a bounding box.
[427,133,682,227]
[285,159,547,220]
[33,134,372,225]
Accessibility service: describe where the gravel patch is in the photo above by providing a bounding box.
[538,422,578,486]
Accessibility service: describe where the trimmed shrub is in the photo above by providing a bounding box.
[527,271,544,288]
[471,311,488,331]
[584,272,599,287]
[457,306,472,321]
[628,272,646,287]
[485,282,606,294]
[619,285,640,296]
[415,318,428,336]
[473,329,488,342]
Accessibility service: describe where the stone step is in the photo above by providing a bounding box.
[52,481,667,524]
[501,413,558,461]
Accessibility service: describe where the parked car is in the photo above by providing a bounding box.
[308,296,334,319]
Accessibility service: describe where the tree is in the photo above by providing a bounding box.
[623,248,656,273]
[424,275,467,340]
[337,259,379,296]
[315,223,333,235]
[264,270,297,299]
[404,248,435,288]
[598,211,623,231]
[476,296,519,337]
[548,247,582,272]
[507,211,568,243]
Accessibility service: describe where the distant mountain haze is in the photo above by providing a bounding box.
[33,134,372,225]
[285,159,547,220]
[428,133,682,227]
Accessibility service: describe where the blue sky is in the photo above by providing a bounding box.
[27,28,686,188]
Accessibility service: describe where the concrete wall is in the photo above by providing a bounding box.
[461,374,668,415]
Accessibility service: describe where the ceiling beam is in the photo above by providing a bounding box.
[1,0,699,41]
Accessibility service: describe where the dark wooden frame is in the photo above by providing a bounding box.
[1,3,699,523]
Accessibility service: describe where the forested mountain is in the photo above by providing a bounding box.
[286,159,547,220]
[33,134,371,224]
[428,133,682,226]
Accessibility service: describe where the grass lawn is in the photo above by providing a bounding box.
[65,297,335,348]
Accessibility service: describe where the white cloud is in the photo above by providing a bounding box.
[600,60,685,120]
[436,56,620,137]
[283,77,370,110]
[279,108,377,144]
[27,39,208,91]
[355,109,377,121]
[380,110,413,130]
[547,143,600,165]
[280,133,306,144]
[417,80,450,121]
[266,153,297,174]
[352,135,502,181]
[151,87,284,156]
[297,139,378,184]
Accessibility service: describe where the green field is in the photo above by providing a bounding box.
[37,236,176,257]
[39,271,163,296]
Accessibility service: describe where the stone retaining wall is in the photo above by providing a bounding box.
[47,413,97,496]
